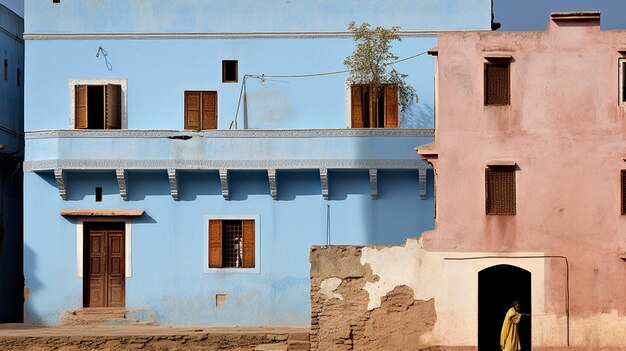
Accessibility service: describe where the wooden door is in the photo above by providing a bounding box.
[84,223,125,308]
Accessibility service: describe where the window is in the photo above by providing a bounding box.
[3,59,7,81]
[16,68,20,87]
[208,219,255,268]
[484,62,510,105]
[621,170,626,215]
[222,60,238,83]
[485,167,516,215]
[74,84,122,129]
[618,58,626,105]
[184,91,217,130]
[53,0,61,3]
[350,84,398,128]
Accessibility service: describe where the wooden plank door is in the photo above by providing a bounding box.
[84,223,125,308]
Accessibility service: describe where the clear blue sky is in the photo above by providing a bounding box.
[494,0,626,31]
[0,0,624,30]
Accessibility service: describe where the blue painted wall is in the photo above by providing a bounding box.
[0,3,23,323]
[23,0,492,325]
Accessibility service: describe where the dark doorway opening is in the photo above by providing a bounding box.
[478,264,531,351]
[87,85,104,129]
[83,222,125,308]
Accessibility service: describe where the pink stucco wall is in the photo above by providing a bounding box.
[422,12,626,319]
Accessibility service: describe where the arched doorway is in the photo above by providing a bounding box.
[478,264,531,351]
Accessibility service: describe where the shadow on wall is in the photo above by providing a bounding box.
[23,244,43,324]
[403,102,434,128]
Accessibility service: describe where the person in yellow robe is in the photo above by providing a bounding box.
[500,301,529,351]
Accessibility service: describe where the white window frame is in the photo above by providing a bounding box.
[76,217,133,278]
[203,214,261,274]
[69,78,128,129]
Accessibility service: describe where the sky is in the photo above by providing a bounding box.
[0,0,624,30]
[494,0,626,31]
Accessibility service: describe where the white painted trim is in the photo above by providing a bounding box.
[203,214,261,274]
[76,218,133,278]
[24,31,441,41]
[68,79,128,129]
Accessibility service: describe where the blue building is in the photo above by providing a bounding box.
[23,0,492,325]
[0,3,23,324]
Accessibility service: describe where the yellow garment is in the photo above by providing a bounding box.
[500,307,522,351]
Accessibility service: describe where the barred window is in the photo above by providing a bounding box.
[209,219,255,268]
[485,167,516,215]
[621,170,626,215]
[484,62,510,105]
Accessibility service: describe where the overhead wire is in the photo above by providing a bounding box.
[228,50,429,129]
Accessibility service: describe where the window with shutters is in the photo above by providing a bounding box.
[184,91,218,130]
[350,84,398,128]
[484,62,510,105]
[485,167,516,215]
[70,79,127,129]
[208,219,255,269]
[621,170,626,215]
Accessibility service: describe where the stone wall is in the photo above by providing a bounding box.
[310,245,437,351]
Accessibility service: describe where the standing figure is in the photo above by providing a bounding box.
[500,301,528,351]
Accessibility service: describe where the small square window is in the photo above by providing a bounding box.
[53,0,61,3]
[222,60,238,83]
[485,167,516,215]
[208,219,255,268]
[484,62,510,105]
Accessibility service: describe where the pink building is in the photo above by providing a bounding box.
[418,11,626,350]
[310,12,626,350]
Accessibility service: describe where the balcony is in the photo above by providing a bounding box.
[25,128,433,200]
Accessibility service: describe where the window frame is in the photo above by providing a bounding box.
[484,60,511,106]
[69,79,128,129]
[485,166,516,215]
[348,83,399,128]
[222,60,238,83]
[621,170,626,215]
[619,58,626,106]
[204,214,260,274]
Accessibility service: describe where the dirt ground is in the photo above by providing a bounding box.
[0,324,310,351]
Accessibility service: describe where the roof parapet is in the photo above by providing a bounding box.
[549,11,600,31]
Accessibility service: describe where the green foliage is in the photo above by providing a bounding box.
[344,22,418,111]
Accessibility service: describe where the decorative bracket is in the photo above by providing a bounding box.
[369,169,378,200]
[219,169,229,200]
[54,169,67,200]
[167,169,178,201]
[116,169,128,201]
[320,168,329,200]
[268,169,277,200]
[419,168,428,200]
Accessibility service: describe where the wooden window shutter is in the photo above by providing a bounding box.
[485,168,516,215]
[75,85,89,129]
[621,170,626,215]
[485,63,510,105]
[242,220,255,268]
[351,85,365,128]
[208,220,223,268]
[201,91,217,130]
[105,84,122,129]
[384,85,398,128]
[184,91,201,130]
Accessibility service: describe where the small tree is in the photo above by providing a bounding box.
[344,22,418,127]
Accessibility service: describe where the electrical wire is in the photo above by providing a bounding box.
[228,49,429,128]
